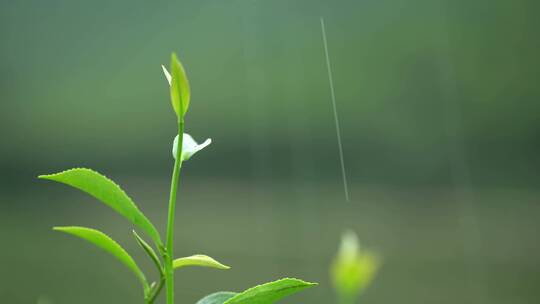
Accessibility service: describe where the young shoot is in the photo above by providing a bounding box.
[39,53,316,304]
[331,231,380,304]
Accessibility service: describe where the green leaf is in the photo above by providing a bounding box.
[39,168,162,246]
[53,226,148,290]
[195,292,237,304]
[204,278,316,304]
[173,254,230,270]
[170,52,191,117]
[133,230,163,275]
[224,278,316,304]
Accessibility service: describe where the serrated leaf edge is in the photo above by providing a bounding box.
[223,278,317,304]
[39,168,162,246]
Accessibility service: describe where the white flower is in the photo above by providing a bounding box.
[162,65,172,85]
[173,133,212,161]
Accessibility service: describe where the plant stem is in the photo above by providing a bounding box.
[146,276,165,304]
[165,119,184,304]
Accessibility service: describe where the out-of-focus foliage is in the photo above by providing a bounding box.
[2,0,539,188]
[331,231,380,303]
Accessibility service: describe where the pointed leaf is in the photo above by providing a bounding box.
[196,279,316,304]
[225,278,316,304]
[196,292,237,304]
[173,254,230,270]
[169,53,191,117]
[54,226,148,289]
[39,168,162,246]
[133,230,163,275]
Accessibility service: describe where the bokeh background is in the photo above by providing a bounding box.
[1,0,539,303]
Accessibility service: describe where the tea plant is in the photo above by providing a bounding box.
[40,53,316,304]
[331,231,380,304]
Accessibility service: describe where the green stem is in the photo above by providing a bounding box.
[146,276,165,304]
[165,119,184,304]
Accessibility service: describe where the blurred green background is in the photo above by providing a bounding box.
[1,0,539,303]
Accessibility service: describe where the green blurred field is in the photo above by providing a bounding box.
[2,179,539,303]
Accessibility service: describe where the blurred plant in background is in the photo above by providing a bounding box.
[331,231,380,304]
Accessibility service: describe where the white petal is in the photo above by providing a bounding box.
[181,133,198,154]
[162,65,172,85]
[172,133,212,161]
[188,138,212,156]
